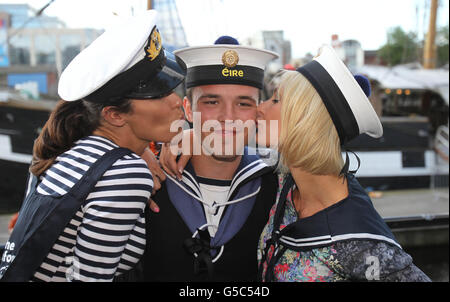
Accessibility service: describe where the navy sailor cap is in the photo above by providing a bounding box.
[58,10,187,103]
[296,45,383,145]
[174,36,279,89]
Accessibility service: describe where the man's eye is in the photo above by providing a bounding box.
[239,102,254,107]
[203,100,218,105]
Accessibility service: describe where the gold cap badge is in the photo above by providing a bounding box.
[146,26,162,61]
[222,50,239,68]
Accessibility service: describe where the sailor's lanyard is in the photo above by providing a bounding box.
[259,151,361,280]
[258,174,295,281]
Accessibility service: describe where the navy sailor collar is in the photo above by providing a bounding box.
[177,147,272,200]
[275,174,400,251]
[164,147,274,250]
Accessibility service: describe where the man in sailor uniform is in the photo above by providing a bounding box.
[142,37,280,281]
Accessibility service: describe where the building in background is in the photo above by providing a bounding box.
[331,34,345,61]
[243,30,291,67]
[331,34,364,69]
[0,12,10,68]
[364,49,388,66]
[341,39,364,69]
[0,3,102,98]
[242,30,291,99]
[0,3,64,29]
[152,0,188,52]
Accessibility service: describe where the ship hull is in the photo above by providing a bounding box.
[0,100,51,214]
[0,159,29,213]
[0,110,448,212]
[347,117,448,190]
[350,150,448,190]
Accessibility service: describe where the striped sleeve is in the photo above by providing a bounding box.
[70,156,153,282]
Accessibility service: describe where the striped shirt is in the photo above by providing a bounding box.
[30,135,153,282]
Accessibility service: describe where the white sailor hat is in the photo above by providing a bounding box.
[58,10,186,103]
[173,36,278,89]
[296,45,383,145]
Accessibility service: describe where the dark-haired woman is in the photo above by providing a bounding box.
[0,10,186,282]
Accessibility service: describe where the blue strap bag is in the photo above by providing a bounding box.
[0,147,132,282]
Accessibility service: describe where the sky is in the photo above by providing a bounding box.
[2,0,449,58]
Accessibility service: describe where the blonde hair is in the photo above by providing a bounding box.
[278,71,344,176]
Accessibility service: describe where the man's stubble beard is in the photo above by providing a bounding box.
[211,154,240,162]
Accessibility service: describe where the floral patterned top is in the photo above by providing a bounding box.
[258,174,345,282]
[257,174,431,282]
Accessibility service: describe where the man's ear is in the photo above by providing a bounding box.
[183,96,193,123]
[101,106,127,127]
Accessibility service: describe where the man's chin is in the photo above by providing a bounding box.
[211,154,240,162]
[204,140,246,158]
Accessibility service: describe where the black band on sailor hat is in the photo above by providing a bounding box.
[186,65,265,89]
[174,37,278,89]
[296,45,382,145]
[88,50,186,102]
[58,10,186,103]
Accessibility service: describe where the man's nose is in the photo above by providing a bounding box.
[218,103,235,121]
[256,102,267,118]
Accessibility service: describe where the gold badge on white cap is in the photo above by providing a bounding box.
[222,50,239,68]
[146,26,162,61]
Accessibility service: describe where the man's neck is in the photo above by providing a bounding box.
[191,154,242,180]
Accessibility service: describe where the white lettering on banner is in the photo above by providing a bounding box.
[1,240,16,267]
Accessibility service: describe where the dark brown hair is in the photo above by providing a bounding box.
[30,99,132,176]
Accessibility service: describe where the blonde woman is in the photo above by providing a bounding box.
[256,45,430,282]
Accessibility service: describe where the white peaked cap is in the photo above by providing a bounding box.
[297,45,383,144]
[174,44,278,89]
[58,10,186,103]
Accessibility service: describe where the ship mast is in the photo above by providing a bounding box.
[423,0,439,69]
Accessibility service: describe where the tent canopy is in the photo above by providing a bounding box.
[353,63,449,105]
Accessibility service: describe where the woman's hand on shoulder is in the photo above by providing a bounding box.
[159,129,193,180]
[141,147,166,213]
